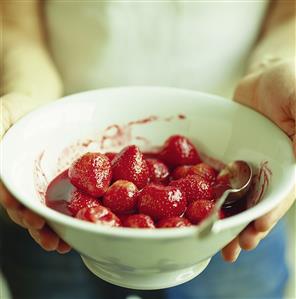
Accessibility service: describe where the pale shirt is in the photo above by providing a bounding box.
[45,1,269,98]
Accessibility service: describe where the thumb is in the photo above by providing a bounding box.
[1,93,43,139]
[233,72,261,109]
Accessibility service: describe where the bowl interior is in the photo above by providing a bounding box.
[1,87,295,235]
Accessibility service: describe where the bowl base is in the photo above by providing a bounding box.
[81,256,211,290]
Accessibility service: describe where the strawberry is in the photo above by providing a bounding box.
[159,135,201,167]
[68,152,112,197]
[67,189,100,216]
[170,175,214,204]
[111,145,149,189]
[146,158,169,184]
[103,180,138,214]
[143,152,161,160]
[214,170,232,199]
[171,165,191,180]
[219,209,226,219]
[75,206,121,227]
[105,152,117,162]
[122,214,155,228]
[212,183,231,200]
[216,170,232,187]
[138,184,187,221]
[188,163,217,183]
[185,200,215,224]
[157,217,191,228]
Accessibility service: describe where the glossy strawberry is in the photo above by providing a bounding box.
[216,170,232,187]
[170,175,214,204]
[68,152,112,197]
[103,180,138,214]
[157,217,191,228]
[138,184,187,221]
[105,152,117,163]
[75,206,121,227]
[219,209,226,219]
[111,145,149,189]
[188,163,217,183]
[159,135,201,167]
[146,158,169,184]
[143,151,161,160]
[185,200,215,224]
[214,170,232,199]
[171,165,191,180]
[122,214,155,228]
[67,189,100,216]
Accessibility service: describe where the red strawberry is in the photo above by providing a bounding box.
[159,135,201,167]
[143,152,161,160]
[103,180,138,214]
[75,206,121,227]
[217,170,232,187]
[138,184,186,221]
[185,200,215,224]
[157,217,191,228]
[105,152,117,162]
[170,175,214,204]
[214,170,232,199]
[219,209,226,219]
[212,183,231,200]
[146,158,169,184]
[122,214,155,228]
[171,165,191,180]
[68,152,111,197]
[67,189,100,216]
[111,145,149,189]
[188,163,217,183]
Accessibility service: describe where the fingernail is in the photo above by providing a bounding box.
[23,218,32,228]
[29,229,41,242]
[230,248,241,263]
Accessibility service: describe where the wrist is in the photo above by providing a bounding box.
[246,56,295,75]
[247,20,295,74]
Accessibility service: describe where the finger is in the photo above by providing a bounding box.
[293,134,296,157]
[29,226,60,251]
[22,208,45,230]
[238,223,271,251]
[254,186,296,232]
[0,182,22,209]
[221,237,241,263]
[57,240,71,254]
[6,208,26,228]
[1,186,45,230]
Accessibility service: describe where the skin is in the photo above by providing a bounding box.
[0,1,295,259]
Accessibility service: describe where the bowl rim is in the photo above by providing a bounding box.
[1,86,295,239]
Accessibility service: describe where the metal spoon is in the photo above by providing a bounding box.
[198,160,252,238]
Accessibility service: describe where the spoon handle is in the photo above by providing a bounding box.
[197,189,231,238]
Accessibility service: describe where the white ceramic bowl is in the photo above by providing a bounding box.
[1,87,295,290]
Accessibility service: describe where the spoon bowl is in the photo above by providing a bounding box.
[220,160,253,206]
[198,160,253,237]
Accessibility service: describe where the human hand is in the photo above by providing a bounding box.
[1,93,71,254]
[221,59,296,262]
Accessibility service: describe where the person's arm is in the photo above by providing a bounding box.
[0,0,70,253]
[223,0,296,262]
[1,0,62,136]
[247,0,295,73]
